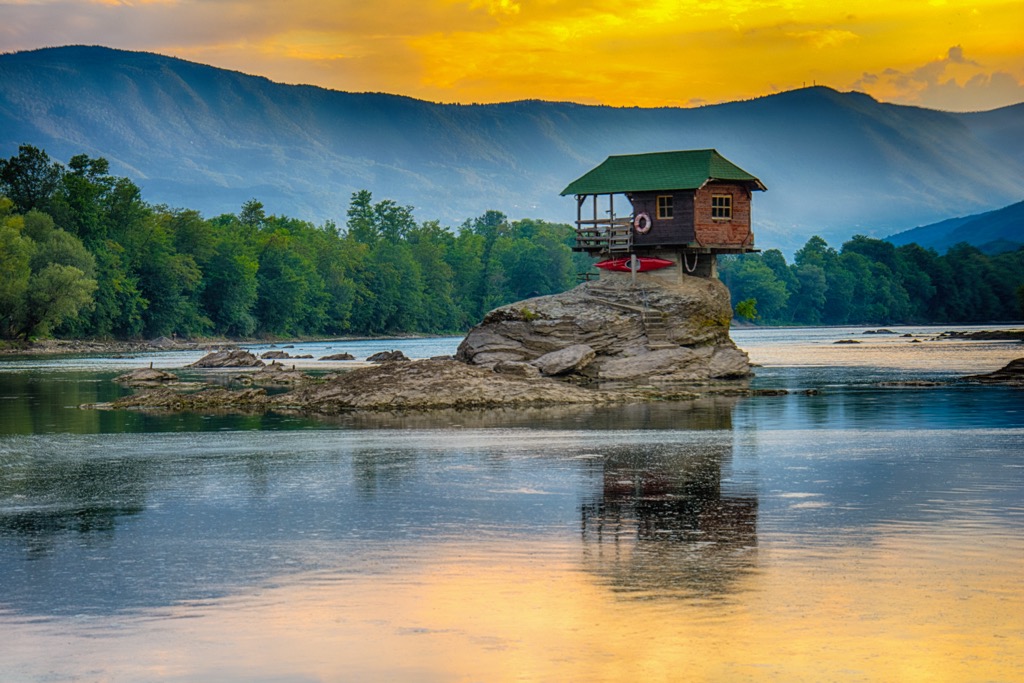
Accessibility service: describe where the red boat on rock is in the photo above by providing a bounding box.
[594,256,675,273]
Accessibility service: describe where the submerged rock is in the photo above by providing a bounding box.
[456,276,749,383]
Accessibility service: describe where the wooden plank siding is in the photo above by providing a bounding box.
[572,182,755,254]
[628,191,696,248]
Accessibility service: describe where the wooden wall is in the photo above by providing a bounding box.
[628,191,695,248]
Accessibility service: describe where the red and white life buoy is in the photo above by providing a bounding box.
[633,212,651,234]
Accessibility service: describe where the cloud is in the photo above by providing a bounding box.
[852,45,1024,111]
[2,1,1022,111]
[784,28,858,50]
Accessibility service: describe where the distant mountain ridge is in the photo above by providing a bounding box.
[887,200,1024,254]
[2,45,1024,253]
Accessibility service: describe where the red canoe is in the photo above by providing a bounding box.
[594,256,675,272]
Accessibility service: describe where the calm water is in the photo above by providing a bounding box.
[1,327,1022,681]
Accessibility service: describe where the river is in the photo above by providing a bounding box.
[1,326,1022,681]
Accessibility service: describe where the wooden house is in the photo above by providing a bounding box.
[561,149,765,277]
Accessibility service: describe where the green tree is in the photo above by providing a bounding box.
[721,255,789,322]
[21,264,97,339]
[80,241,146,338]
[0,211,33,337]
[203,236,259,336]
[789,263,827,324]
[0,144,63,214]
[735,298,758,321]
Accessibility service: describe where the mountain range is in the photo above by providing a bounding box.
[2,45,1023,254]
[886,199,1024,254]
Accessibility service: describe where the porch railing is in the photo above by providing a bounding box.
[574,217,633,253]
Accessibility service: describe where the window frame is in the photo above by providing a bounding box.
[656,194,674,220]
[711,194,732,220]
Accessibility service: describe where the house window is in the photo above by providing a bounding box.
[657,195,673,220]
[711,194,732,220]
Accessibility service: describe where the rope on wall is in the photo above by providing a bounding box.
[683,252,699,273]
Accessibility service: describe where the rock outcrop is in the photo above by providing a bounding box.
[246,361,312,385]
[456,275,750,383]
[277,359,620,412]
[531,344,595,376]
[188,348,264,368]
[114,367,179,386]
[962,358,1024,386]
[108,359,706,413]
[936,329,1024,341]
[367,350,409,362]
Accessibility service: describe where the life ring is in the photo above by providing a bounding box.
[633,212,651,234]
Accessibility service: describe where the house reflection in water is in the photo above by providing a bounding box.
[580,425,757,600]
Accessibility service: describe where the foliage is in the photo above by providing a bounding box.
[734,299,758,321]
[719,235,1024,325]
[0,147,581,340]
[6,146,1020,341]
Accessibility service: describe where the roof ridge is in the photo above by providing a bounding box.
[560,149,764,196]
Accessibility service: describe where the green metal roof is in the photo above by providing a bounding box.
[560,149,766,196]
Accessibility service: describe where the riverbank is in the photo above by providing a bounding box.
[0,333,447,357]
[5,326,1020,358]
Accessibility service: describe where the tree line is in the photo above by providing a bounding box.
[719,236,1024,324]
[0,145,590,340]
[3,144,1022,341]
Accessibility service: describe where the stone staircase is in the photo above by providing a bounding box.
[641,310,675,350]
[583,295,675,351]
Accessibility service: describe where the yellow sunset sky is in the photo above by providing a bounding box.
[2,0,1023,111]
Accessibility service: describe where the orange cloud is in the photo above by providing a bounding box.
[1,0,1022,110]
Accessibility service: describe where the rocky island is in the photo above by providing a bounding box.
[457,274,750,383]
[105,271,758,414]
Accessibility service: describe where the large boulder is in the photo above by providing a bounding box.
[457,275,749,383]
[531,344,596,376]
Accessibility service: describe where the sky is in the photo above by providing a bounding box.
[2,0,1023,111]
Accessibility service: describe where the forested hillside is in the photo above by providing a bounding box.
[3,46,1024,254]
[719,238,1024,325]
[0,145,587,340]
[887,200,1024,255]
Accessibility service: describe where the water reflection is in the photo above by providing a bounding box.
[581,440,757,600]
[0,446,148,555]
[329,396,743,431]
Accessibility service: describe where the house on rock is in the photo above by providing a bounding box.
[562,149,766,280]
